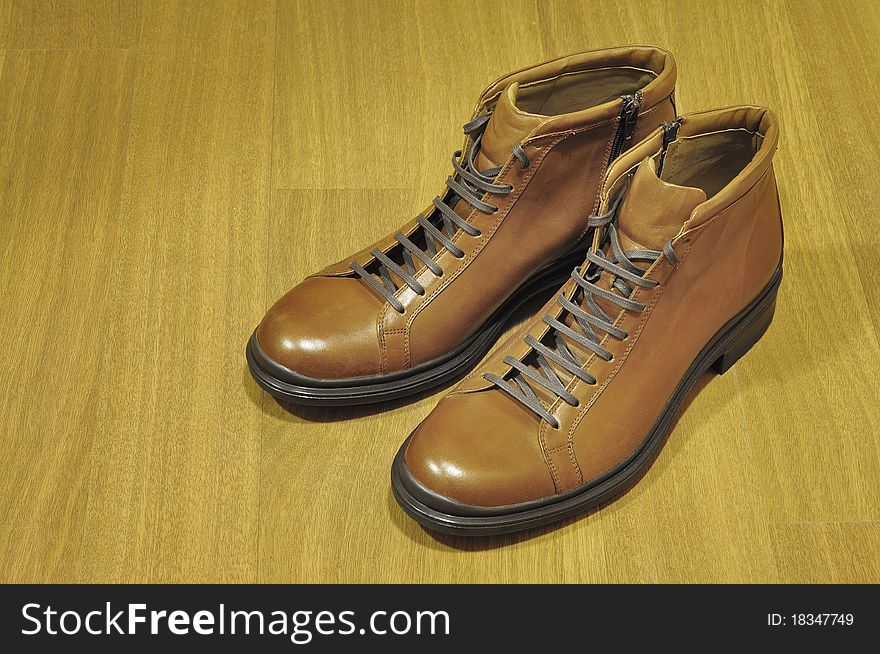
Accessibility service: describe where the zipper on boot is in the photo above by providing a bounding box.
[656,116,683,176]
[608,90,643,162]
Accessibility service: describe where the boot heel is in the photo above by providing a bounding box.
[712,294,777,375]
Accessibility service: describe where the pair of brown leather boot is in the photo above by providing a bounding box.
[247,46,783,536]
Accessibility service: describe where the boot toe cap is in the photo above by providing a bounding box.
[401,391,556,511]
[255,276,383,381]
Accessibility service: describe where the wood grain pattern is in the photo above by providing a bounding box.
[0,49,136,581]
[0,0,877,583]
[5,0,141,49]
[76,0,275,583]
[0,1,11,49]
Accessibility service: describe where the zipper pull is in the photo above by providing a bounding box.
[620,90,643,148]
[657,117,683,175]
[609,90,643,161]
[662,117,682,146]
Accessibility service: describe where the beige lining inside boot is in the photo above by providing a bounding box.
[513,67,656,116]
[659,128,764,198]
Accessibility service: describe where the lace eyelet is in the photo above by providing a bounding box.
[473,230,482,237]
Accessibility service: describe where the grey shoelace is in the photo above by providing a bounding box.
[484,194,679,428]
[350,114,530,313]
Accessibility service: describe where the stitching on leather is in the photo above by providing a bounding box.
[534,238,685,484]
[378,313,388,374]
[546,451,561,492]
[515,66,659,94]
[524,115,615,146]
[536,278,605,482]
[401,136,564,334]
[565,234,699,479]
[662,152,684,185]
[568,442,582,485]
[635,92,674,119]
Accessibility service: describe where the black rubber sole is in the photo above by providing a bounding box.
[246,251,585,406]
[391,263,783,536]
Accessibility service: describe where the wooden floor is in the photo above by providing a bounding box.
[1,0,878,584]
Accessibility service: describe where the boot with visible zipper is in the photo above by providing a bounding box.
[248,46,677,405]
[393,106,783,534]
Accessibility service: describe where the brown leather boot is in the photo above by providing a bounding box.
[393,106,783,534]
[248,46,677,405]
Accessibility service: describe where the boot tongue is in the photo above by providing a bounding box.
[475,83,543,170]
[616,157,707,250]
